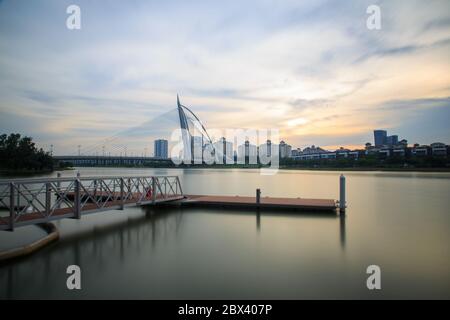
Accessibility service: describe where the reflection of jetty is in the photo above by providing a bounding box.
[0,174,346,231]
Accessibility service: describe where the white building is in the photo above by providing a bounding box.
[237,140,257,164]
[191,136,204,164]
[259,140,279,159]
[213,137,234,164]
[431,142,447,156]
[279,141,292,158]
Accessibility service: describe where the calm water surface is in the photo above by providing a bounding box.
[1,167,449,299]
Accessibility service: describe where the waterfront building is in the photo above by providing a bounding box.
[379,146,391,158]
[213,137,234,164]
[237,140,257,164]
[392,144,407,157]
[291,145,333,160]
[412,145,430,156]
[291,148,302,157]
[374,130,387,147]
[154,139,168,159]
[430,142,448,156]
[279,141,292,158]
[386,135,399,146]
[259,140,278,159]
[335,147,351,158]
[320,152,336,159]
[191,135,204,164]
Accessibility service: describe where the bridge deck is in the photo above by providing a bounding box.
[172,195,337,212]
[0,194,183,230]
[0,175,184,230]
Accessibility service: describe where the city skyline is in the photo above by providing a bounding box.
[50,127,448,158]
[0,0,449,155]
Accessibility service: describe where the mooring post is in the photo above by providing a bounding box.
[9,182,15,231]
[339,174,346,214]
[256,188,261,206]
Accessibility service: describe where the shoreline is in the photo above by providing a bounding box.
[74,165,450,173]
[2,165,450,176]
[278,166,450,172]
[0,223,59,262]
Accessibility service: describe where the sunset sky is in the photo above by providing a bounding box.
[0,0,449,155]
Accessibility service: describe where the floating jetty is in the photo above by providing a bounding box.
[0,174,346,231]
[170,195,338,212]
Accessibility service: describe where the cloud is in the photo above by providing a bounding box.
[422,17,450,32]
[353,37,450,64]
[0,0,449,154]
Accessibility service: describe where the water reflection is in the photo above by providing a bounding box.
[0,207,184,299]
[0,206,348,299]
[256,209,261,232]
[340,215,346,250]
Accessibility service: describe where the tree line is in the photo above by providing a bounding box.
[0,133,54,172]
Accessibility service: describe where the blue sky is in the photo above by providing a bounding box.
[0,0,449,155]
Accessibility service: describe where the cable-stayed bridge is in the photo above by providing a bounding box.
[56,95,214,165]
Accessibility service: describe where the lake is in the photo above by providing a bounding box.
[1,167,449,299]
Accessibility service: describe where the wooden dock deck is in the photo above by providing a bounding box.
[171,195,338,212]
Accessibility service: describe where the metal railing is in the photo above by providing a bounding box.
[0,175,183,231]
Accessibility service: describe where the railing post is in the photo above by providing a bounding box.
[120,178,124,210]
[17,184,20,212]
[9,182,15,231]
[176,176,183,196]
[152,177,156,204]
[339,174,346,214]
[94,179,98,199]
[56,173,61,209]
[45,182,51,217]
[74,178,81,219]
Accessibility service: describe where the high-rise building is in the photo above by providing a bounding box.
[259,140,272,158]
[237,140,257,164]
[386,135,398,146]
[279,140,292,158]
[191,136,203,164]
[154,139,168,159]
[374,130,387,147]
[213,137,233,164]
[258,139,280,163]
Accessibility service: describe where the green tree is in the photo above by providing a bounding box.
[0,133,54,171]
